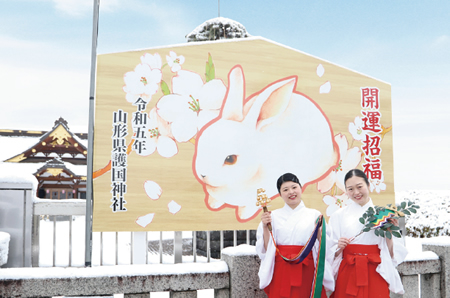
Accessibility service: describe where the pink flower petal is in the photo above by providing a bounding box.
[135,213,155,228]
[144,180,162,200]
[316,64,325,77]
[168,200,181,214]
[319,81,331,93]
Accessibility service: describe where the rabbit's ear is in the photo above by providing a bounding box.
[244,76,297,130]
[221,66,245,122]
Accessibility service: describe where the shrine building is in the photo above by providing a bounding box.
[0,117,87,199]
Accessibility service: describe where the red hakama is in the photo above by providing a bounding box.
[332,244,389,298]
[264,245,326,298]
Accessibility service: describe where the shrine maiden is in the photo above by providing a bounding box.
[256,173,334,297]
[329,169,407,297]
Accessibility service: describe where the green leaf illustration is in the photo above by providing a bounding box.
[401,201,406,209]
[205,53,215,82]
[403,210,411,215]
[161,80,170,95]
[359,217,365,224]
[386,231,392,239]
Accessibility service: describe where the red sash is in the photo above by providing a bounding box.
[264,245,326,298]
[332,244,389,298]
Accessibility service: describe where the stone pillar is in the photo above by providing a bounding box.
[421,273,441,298]
[170,290,197,298]
[221,244,266,298]
[214,288,230,298]
[124,293,149,298]
[402,275,419,298]
[390,291,402,298]
[423,242,450,298]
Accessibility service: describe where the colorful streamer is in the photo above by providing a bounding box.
[269,215,326,298]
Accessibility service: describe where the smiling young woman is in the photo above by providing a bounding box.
[256,173,334,298]
[328,169,407,298]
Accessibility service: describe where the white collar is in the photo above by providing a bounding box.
[282,200,305,213]
[349,198,373,212]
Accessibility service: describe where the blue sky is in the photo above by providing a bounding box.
[0,0,449,191]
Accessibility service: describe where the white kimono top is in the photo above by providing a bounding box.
[328,199,408,294]
[256,201,335,292]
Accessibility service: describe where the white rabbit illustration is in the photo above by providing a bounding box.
[194,65,338,221]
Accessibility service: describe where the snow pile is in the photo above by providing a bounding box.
[0,262,228,280]
[222,244,257,256]
[186,17,250,42]
[397,190,450,238]
[422,236,450,247]
[0,231,10,266]
[0,162,39,189]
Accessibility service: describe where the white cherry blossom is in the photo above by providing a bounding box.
[140,53,162,70]
[323,193,349,216]
[166,51,185,73]
[317,134,362,193]
[370,174,387,193]
[156,70,226,142]
[146,108,178,158]
[349,116,369,141]
[123,63,162,103]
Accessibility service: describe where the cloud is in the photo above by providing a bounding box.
[114,0,197,41]
[0,63,90,130]
[0,34,46,51]
[430,35,450,51]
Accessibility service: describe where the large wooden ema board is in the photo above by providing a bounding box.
[93,37,393,232]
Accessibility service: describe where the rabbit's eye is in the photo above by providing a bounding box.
[224,155,237,165]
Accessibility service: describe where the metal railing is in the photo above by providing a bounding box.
[31,199,254,267]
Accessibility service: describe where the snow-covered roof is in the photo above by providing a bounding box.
[0,119,88,187]
[0,135,40,162]
[186,17,251,42]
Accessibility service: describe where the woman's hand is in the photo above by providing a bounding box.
[337,237,351,250]
[387,218,399,231]
[334,237,351,258]
[386,217,399,258]
[261,211,272,251]
[261,211,272,228]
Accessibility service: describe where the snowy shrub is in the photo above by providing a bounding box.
[186,17,250,42]
[397,190,450,238]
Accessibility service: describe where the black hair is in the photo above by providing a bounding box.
[276,173,302,193]
[344,169,370,187]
